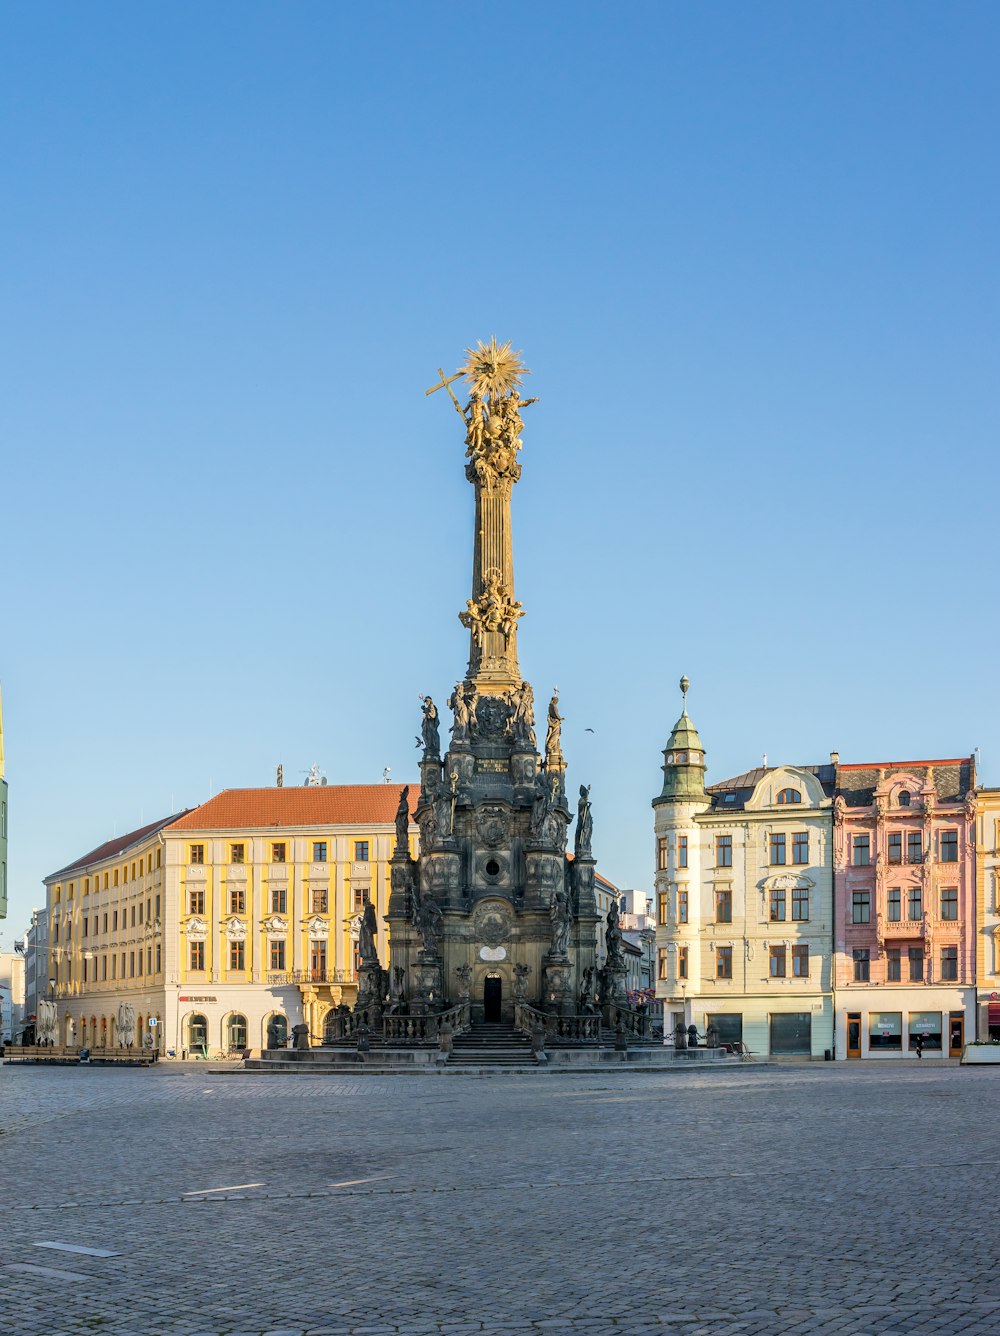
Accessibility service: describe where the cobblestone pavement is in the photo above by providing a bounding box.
[2,1061,999,1335]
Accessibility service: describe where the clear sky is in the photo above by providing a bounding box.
[2,2,998,941]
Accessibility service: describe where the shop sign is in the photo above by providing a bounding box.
[179,995,217,1003]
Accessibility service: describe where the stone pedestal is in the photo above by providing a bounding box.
[542,957,572,1016]
[411,955,444,1015]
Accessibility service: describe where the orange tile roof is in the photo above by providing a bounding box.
[166,784,419,833]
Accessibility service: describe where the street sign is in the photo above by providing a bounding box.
[149,1018,158,1026]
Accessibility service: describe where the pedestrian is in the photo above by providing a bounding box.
[915,1032,924,1060]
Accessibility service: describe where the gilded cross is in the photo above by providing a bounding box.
[425,366,465,416]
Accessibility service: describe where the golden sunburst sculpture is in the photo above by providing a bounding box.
[461,337,530,400]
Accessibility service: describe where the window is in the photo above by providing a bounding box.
[716,835,732,868]
[271,842,286,863]
[852,835,870,867]
[677,889,688,924]
[886,948,901,981]
[792,944,809,977]
[229,888,246,915]
[716,946,733,979]
[909,1011,942,1051]
[190,844,204,865]
[131,905,136,927]
[313,841,328,863]
[310,941,327,978]
[147,946,152,975]
[888,833,902,865]
[188,890,205,915]
[940,945,958,981]
[112,911,118,931]
[103,912,108,932]
[887,888,901,921]
[715,889,732,923]
[111,954,117,979]
[229,940,245,971]
[770,833,786,865]
[657,892,668,926]
[769,945,786,978]
[792,886,809,921]
[941,829,958,863]
[156,944,161,973]
[271,887,287,914]
[792,832,809,865]
[270,939,286,971]
[769,887,786,922]
[678,946,688,980]
[657,949,668,980]
[853,948,870,981]
[852,891,871,924]
[657,838,668,871]
[190,941,205,970]
[312,889,329,914]
[777,788,801,804]
[354,841,369,861]
[940,888,958,921]
[82,916,89,938]
[155,894,161,918]
[230,843,245,864]
[898,790,911,807]
[353,886,370,912]
[678,836,688,869]
[908,947,923,982]
[137,950,143,977]
[907,887,922,921]
[907,832,922,864]
[101,955,107,980]
[870,1012,902,1050]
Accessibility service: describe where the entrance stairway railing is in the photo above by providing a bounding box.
[513,1002,601,1043]
[324,1000,471,1045]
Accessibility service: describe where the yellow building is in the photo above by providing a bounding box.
[975,787,1000,1039]
[45,784,417,1055]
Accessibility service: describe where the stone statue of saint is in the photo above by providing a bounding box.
[530,775,550,838]
[416,897,442,954]
[575,784,593,854]
[511,680,536,748]
[605,900,624,968]
[450,682,471,742]
[394,785,410,852]
[358,901,379,966]
[420,697,440,754]
[549,890,571,957]
[545,691,563,762]
[116,1001,136,1049]
[578,966,595,1013]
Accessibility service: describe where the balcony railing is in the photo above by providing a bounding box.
[266,969,354,986]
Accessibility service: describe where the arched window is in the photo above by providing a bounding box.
[226,1014,248,1053]
[188,1013,208,1055]
[265,1014,288,1048]
[777,788,802,804]
[323,1010,340,1044]
[898,790,911,806]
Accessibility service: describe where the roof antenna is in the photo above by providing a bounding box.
[762,752,768,768]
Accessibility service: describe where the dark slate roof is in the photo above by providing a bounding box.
[46,812,191,881]
[836,759,974,808]
[707,764,836,812]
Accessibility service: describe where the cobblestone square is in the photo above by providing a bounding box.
[1,1062,998,1335]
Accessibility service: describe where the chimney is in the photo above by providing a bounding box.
[830,751,840,766]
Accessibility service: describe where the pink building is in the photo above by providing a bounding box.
[833,757,976,1060]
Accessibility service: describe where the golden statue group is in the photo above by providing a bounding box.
[350,340,628,1043]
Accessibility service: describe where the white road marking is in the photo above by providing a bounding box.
[35,1242,121,1258]
[328,1173,398,1188]
[7,1263,92,1281]
[183,1182,265,1195]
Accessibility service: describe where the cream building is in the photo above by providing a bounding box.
[653,683,835,1057]
[45,784,417,1056]
[975,787,1000,1039]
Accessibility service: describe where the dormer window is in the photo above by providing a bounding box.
[777,788,801,805]
[898,790,911,807]
[724,793,736,803]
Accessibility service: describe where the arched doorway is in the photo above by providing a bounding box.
[226,1013,248,1054]
[188,1013,208,1057]
[483,973,502,1023]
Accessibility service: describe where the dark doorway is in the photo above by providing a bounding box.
[484,975,502,1022]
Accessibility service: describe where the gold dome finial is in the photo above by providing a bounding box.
[679,675,690,707]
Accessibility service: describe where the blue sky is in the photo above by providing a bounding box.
[2,2,998,938]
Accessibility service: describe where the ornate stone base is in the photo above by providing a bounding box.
[541,957,573,1016]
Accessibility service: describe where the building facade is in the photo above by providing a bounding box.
[0,950,26,1042]
[45,785,417,1056]
[973,787,1000,1039]
[833,759,977,1059]
[653,685,835,1057]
